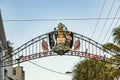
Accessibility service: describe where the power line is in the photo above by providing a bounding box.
[3,17,120,22]
[28,61,70,76]
[91,0,107,38]
[97,0,116,42]
[102,5,120,43]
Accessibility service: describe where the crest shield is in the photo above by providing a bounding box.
[49,23,73,55]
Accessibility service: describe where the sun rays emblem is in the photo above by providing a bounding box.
[49,23,73,55]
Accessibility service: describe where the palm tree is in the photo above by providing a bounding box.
[72,26,120,80]
[72,59,119,80]
[103,25,120,52]
[103,25,120,79]
[103,26,120,63]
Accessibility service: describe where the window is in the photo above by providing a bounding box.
[13,68,16,75]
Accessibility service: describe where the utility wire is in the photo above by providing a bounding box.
[29,61,70,76]
[102,5,120,44]
[91,0,107,39]
[3,17,120,22]
[97,0,116,42]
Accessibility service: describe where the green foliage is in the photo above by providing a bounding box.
[102,25,120,52]
[102,25,120,65]
[73,25,120,80]
[113,25,120,45]
[103,43,120,52]
[72,59,119,80]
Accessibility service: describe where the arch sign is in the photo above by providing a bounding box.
[1,23,113,67]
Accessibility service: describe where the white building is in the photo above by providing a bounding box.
[0,10,13,80]
[0,40,3,80]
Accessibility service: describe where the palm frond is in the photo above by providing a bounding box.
[103,43,120,52]
[113,25,120,45]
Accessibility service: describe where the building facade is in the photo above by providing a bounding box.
[13,66,25,80]
[0,10,7,80]
[0,40,3,80]
[0,11,13,80]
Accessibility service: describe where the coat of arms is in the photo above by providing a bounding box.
[49,23,73,55]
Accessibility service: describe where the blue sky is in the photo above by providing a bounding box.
[0,0,120,80]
